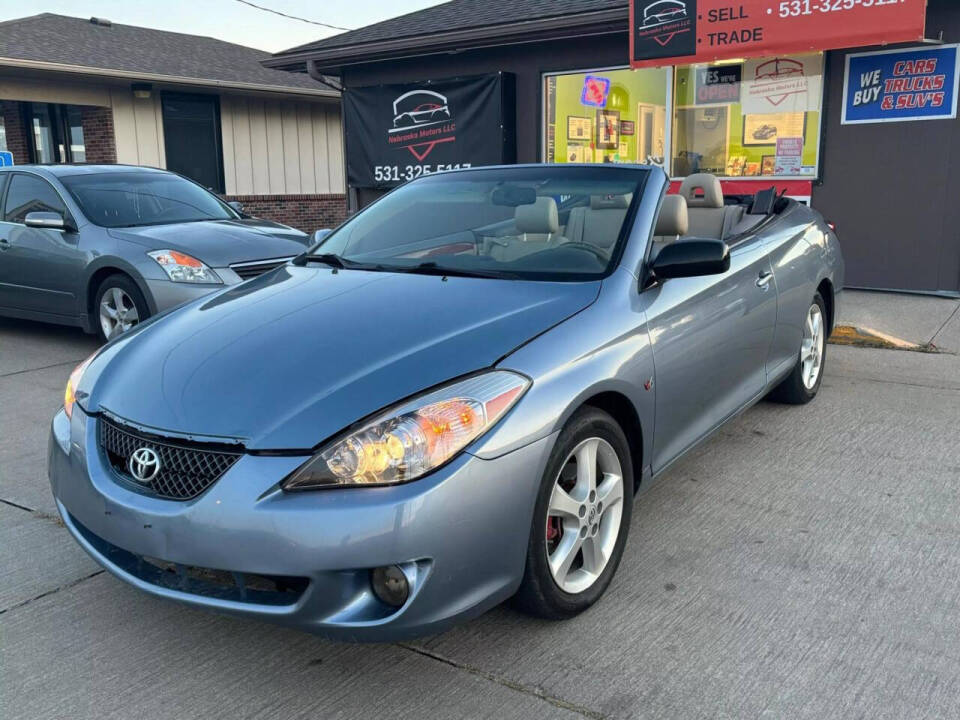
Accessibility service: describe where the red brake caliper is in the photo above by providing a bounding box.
[546,516,561,543]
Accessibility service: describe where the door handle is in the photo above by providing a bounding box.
[0,238,9,251]
[756,271,773,288]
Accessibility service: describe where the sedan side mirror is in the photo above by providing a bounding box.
[227,200,245,215]
[312,228,332,244]
[651,238,730,279]
[24,211,74,232]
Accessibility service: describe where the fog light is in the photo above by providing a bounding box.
[371,565,409,607]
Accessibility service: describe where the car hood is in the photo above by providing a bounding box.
[108,219,308,266]
[82,267,600,450]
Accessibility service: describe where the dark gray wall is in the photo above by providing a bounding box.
[812,0,960,293]
[344,2,960,293]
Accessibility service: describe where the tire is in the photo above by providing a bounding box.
[93,274,150,343]
[513,406,633,620]
[767,291,827,405]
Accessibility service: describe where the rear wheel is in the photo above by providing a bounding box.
[513,407,632,619]
[94,274,149,343]
[767,292,827,404]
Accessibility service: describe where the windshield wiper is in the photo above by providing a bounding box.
[392,261,519,279]
[292,252,346,268]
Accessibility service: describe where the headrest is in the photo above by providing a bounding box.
[654,195,688,237]
[515,197,559,234]
[590,193,632,210]
[678,173,724,209]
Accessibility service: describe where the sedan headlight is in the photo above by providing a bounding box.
[148,250,222,284]
[283,371,530,490]
[64,353,97,419]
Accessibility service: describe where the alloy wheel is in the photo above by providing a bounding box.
[99,287,140,340]
[545,437,624,594]
[801,303,824,390]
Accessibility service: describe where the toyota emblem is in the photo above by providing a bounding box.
[129,447,161,484]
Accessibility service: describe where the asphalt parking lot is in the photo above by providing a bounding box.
[3,315,960,720]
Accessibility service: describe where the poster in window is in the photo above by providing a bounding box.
[596,109,620,150]
[744,161,761,177]
[761,155,776,176]
[741,54,823,115]
[567,144,592,163]
[742,112,806,146]
[567,116,592,142]
[725,155,746,177]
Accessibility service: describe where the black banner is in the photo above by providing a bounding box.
[343,73,515,189]
[632,0,697,65]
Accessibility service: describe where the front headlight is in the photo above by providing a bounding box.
[64,353,97,419]
[148,250,222,284]
[282,371,530,490]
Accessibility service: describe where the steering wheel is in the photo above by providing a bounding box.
[559,242,610,262]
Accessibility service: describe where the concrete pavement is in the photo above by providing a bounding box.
[2,315,960,719]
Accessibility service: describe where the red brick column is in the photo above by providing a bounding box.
[223,194,348,233]
[1,101,30,164]
[80,106,116,163]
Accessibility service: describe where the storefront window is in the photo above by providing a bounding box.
[25,102,86,163]
[671,54,823,178]
[544,67,670,167]
[0,116,6,152]
[542,54,824,180]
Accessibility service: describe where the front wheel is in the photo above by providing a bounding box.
[94,274,149,343]
[767,292,827,404]
[513,407,633,619]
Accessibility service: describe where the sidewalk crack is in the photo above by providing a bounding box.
[930,303,960,347]
[0,570,104,616]
[397,643,606,719]
[0,358,85,379]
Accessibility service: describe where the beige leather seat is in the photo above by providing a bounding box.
[650,194,688,261]
[565,194,633,253]
[677,173,743,239]
[488,197,563,262]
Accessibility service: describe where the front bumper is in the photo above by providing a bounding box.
[49,407,555,641]
[142,278,226,316]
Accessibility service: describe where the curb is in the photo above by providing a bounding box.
[829,325,936,353]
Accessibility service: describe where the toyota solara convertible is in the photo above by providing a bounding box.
[49,165,843,641]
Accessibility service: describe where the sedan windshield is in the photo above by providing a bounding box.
[61,172,236,228]
[317,166,648,280]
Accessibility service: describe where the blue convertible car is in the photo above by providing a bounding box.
[49,165,843,641]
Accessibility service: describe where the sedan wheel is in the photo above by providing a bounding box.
[514,407,633,619]
[94,274,150,343]
[100,287,140,340]
[546,438,624,594]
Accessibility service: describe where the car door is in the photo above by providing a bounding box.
[641,230,778,473]
[0,173,83,318]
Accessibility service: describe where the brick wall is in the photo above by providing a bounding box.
[0,101,29,164]
[224,194,348,233]
[80,106,116,163]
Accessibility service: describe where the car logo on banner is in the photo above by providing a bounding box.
[388,89,456,161]
[633,0,696,60]
[129,447,161,484]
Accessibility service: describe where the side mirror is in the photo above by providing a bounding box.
[651,238,730,279]
[312,228,332,245]
[227,200,245,214]
[25,211,73,232]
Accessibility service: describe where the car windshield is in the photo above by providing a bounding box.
[316,166,648,281]
[61,172,236,228]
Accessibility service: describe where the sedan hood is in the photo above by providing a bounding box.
[108,219,308,266]
[84,267,599,450]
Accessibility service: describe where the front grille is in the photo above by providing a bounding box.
[230,256,293,280]
[99,416,243,500]
[69,512,309,606]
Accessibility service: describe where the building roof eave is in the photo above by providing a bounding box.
[263,7,630,74]
[0,57,341,99]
